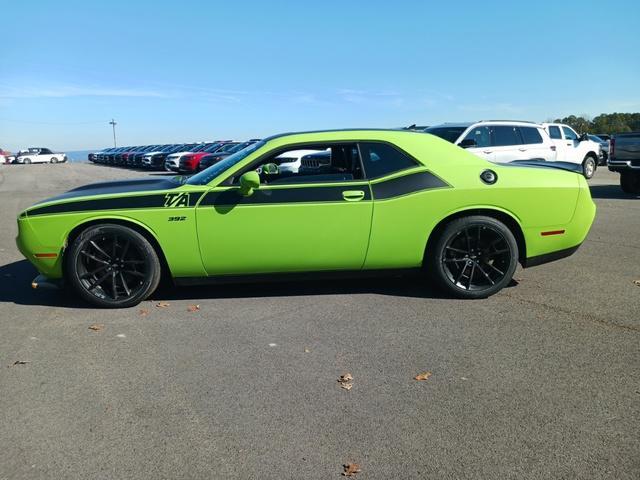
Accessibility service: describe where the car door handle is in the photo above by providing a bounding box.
[566,143,572,146]
[483,150,493,154]
[518,148,527,152]
[342,190,365,202]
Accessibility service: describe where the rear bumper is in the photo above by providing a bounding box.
[608,159,640,172]
[523,244,581,268]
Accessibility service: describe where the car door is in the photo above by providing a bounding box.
[518,126,553,161]
[546,125,567,161]
[459,126,494,161]
[489,125,526,163]
[561,126,581,163]
[195,143,373,276]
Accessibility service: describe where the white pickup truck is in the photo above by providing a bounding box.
[540,123,602,178]
[16,147,67,164]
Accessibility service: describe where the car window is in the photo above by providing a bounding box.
[548,126,562,139]
[562,127,578,141]
[462,126,491,148]
[424,126,467,143]
[250,143,363,185]
[491,126,522,147]
[519,127,543,144]
[187,141,266,185]
[359,142,417,178]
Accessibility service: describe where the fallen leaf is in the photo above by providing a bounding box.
[340,383,353,391]
[633,279,640,287]
[414,371,433,381]
[139,309,149,316]
[88,324,104,332]
[339,373,353,383]
[187,304,200,312]
[342,463,361,477]
[304,347,310,353]
[12,360,29,366]
[156,301,170,308]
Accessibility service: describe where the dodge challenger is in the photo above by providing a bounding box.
[16,129,596,308]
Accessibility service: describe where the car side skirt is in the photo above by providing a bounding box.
[522,244,582,268]
[174,268,423,286]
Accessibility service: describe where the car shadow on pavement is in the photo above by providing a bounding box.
[590,184,640,199]
[0,259,520,308]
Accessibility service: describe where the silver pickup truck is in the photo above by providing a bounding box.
[608,132,640,194]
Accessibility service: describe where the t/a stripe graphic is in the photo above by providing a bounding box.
[164,193,190,208]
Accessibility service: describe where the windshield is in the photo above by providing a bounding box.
[187,141,266,185]
[424,126,467,143]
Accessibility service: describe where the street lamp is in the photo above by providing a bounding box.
[109,119,117,147]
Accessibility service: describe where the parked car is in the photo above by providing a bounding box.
[424,120,557,162]
[540,123,602,178]
[197,140,261,171]
[595,134,611,142]
[273,149,327,174]
[177,142,240,173]
[142,144,195,170]
[608,132,640,194]
[165,142,233,172]
[0,148,15,164]
[588,134,609,164]
[15,147,67,164]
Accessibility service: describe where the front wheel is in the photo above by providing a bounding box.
[427,216,519,299]
[23,158,32,164]
[582,155,597,179]
[50,157,58,163]
[65,224,162,308]
[620,171,640,195]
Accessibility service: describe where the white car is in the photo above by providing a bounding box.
[16,147,67,164]
[541,123,602,178]
[276,149,327,173]
[425,121,556,162]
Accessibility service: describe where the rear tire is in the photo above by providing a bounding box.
[620,172,640,195]
[582,155,597,179]
[427,216,519,299]
[50,157,58,164]
[23,158,32,164]
[65,224,162,308]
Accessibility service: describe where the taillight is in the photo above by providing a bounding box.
[610,138,615,158]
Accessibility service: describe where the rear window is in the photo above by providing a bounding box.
[424,127,466,143]
[491,126,522,147]
[360,142,417,178]
[519,127,543,144]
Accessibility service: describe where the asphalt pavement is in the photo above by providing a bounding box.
[0,162,638,479]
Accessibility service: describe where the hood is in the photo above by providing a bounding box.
[503,160,583,174]
[144,151,167,156]
[34,177,181,205]
[167,151,193,158]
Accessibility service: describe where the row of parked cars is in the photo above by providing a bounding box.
[88,140,261,172]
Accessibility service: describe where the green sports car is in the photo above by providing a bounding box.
[16,129,596,308]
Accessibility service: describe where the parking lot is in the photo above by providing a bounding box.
[0,163,638,479]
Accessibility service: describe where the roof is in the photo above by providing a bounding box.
[263,128,426,142]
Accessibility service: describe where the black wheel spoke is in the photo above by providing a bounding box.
[119,272,131,296]
[122,259,145,264]
[446,246,467,254]
[444,258,467,263]
[111,271,118,300]
[89,240,111,260]
[123,269,145,278]
[475,264,495,285]
[121,239,130,260]
[464,229,471,252]
[80,265,108,279]
[455,262,469,285]
[80,251,109,265]
[467,262,476,290]
[112,235,118,258]
[88,271,111,290]
[484,262,505,276]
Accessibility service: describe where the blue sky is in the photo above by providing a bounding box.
[1,0,638,151]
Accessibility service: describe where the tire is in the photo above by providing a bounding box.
[582,155,597,179]
[50,157,58,164]
[427,216,519,299]
[23,158,32,164]
[620,172,640,195]
[65,224,162,308]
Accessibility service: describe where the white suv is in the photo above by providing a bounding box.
[425,120,556,162]
[541,123,601,178]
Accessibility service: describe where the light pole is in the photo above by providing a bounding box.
[109,118,117,147]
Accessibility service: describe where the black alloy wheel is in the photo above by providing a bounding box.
[429,216,518,299]
[65,224,161,308]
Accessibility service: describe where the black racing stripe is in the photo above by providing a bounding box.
[27,192,200,217]
[38,178,181,204]
[201,185,372,206]
[371,171,449,200]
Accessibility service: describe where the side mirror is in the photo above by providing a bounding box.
[579,133,589,142]
[261,163,279,175]
[458,138,477,149]
[239,170,260,196]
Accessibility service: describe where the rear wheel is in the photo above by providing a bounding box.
[50,157,58,163]
[620,171,640,195]
[427,216,519,299]
[582,155,597,179]
[65,224,161,308]
[23,158,32,164]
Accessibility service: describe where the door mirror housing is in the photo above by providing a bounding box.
[458,138,477,149]
[239,170,260,196]
[579,133,589,142]
[261,162,280,175]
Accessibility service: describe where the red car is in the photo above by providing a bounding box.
[177,141,239,172]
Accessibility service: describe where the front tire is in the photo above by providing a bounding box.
[427,216,519,299]
[23,158,32,164]
[620,171,640,195]
[65,224,161,308]
[50,157,58,164]
[582,155,597,179]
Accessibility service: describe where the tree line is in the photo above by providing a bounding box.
[552,113,640,135]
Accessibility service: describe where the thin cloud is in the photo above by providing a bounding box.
[0,84,170,99]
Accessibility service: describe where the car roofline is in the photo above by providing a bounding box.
[263,128,426,142]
